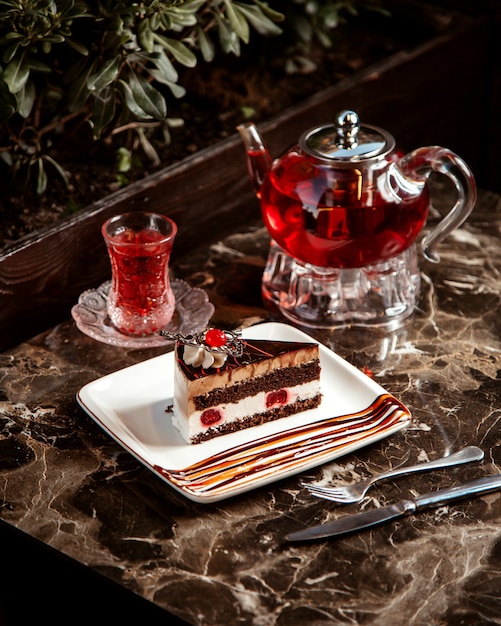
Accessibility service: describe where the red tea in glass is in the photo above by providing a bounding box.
[102,212,177,336]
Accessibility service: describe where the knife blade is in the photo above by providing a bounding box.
[286,473,501,542]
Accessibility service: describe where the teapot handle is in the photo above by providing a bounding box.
[393,146,477,263]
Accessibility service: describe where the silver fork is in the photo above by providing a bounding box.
[302,445,484,504]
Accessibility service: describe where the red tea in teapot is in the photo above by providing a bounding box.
[260,156,430,269]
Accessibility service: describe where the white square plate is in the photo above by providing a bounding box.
[77,322,411,503]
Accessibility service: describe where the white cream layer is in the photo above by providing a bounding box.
[173,380,320,443]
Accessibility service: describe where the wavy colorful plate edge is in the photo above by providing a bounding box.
[156,393,410,498]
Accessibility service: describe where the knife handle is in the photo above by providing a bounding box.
[416,473,501,510]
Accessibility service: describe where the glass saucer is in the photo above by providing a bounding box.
[71,279,215,348]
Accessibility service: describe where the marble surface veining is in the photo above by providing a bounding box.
[0,189,501,625]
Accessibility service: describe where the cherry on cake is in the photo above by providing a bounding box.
[165,328,322,444]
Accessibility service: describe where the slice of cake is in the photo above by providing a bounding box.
[164,328,322,444]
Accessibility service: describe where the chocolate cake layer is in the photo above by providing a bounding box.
[190,395,322,444]
[193,360,320,410]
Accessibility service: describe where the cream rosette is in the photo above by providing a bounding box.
[182,344,227,369]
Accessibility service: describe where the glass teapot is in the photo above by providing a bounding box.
[238,110,476,329]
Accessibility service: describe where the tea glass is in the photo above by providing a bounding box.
[102,212,177,337]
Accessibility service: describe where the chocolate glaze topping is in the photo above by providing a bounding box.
[176,339,318,381]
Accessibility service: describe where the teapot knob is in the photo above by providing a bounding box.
[335,110,360,148]
[301,109,392,160]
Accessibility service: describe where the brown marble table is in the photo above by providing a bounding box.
[1,188,501,625]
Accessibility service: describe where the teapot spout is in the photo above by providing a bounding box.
[237,122,272,197]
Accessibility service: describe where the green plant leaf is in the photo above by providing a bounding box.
[35,158,48,195]
[251,1,285,22]
[195,25,215,62]
[148,68,185,97]
[169,11,198,28]
[17,77,36,118]
[223,0,250,43]
[172,0,206,14]
[150,48,178,83]
[316,29,332,48]
[148,11,161,32]
[67,61,96,110]
[27,58,51,73]
[3,53,29,94]
[215,15,240,56]
[91,86,116,138]
[2,39,23,64]
[164,80,186,99]
[116,146,132,172]
[138,18,155,53]
[294,14,314,44]
[176,0,207,13]
[44,34,66,44]
[136,126,160,166]
[43,154,70,188]
[234,3,283,36]
[241,105,255,119]
[87,57,121,92]
[0,150,13,167]
[2,32,24,42]
[0,76,17,121]
[153,34,197,67]
[124,70,167,119]
[65,37,89,57]
[118,79,152,120]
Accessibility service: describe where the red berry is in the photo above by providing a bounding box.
[200,408,223,426]
[266,389,288,408]
[205,328,227,348]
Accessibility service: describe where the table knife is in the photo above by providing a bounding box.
[286,473,501,542]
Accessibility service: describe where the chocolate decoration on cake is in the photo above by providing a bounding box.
[161,328,244,358]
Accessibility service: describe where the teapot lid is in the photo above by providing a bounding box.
[299,110,395,162]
